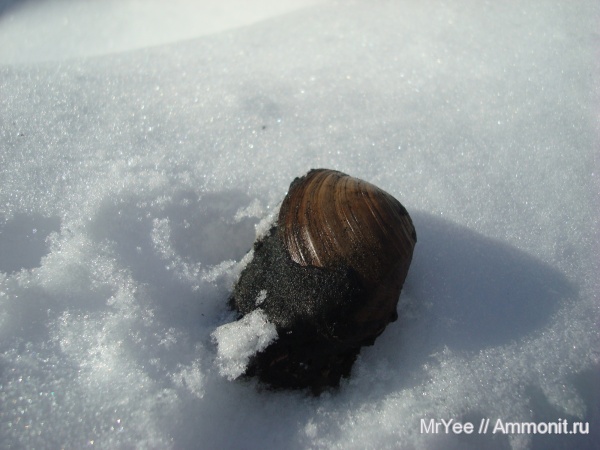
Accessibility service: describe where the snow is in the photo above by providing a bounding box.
[1,0,599,449]
[0,0,321,64]
[212,308,277,380]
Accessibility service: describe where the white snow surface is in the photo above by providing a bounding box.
[0,0,321,64]
[1,0,599,449]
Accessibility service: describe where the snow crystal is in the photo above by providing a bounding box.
[255,290,267,306]
[254,206,279,240]
[234,198,265,222]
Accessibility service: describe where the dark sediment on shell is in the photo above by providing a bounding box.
[227,169,416,394]
[229,225,371,392]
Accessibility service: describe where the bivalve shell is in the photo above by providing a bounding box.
[228,168,416,393]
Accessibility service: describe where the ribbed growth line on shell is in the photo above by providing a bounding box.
[278,169,416,285]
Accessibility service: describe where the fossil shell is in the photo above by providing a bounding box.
[280,169,415,285]
[228,168,416,393]
[278,169,416,344]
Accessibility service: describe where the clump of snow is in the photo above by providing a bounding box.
[212,309,278,380]
[253,205,279,240]
[0,0,599,448]
[234,198,265,222]
[255,289,267,306]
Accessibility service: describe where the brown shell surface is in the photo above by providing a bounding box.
[278,169,416,285]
